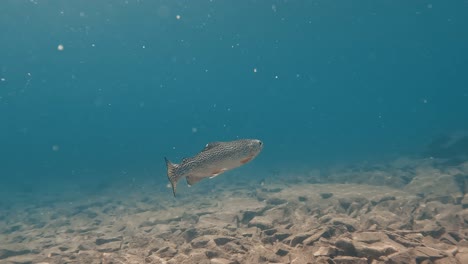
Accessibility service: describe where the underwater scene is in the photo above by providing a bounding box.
[1,1,468,263]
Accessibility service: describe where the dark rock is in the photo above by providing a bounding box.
[420,222,446,238]
[274,233,291,241]
[332,217,358,232]
[205,250,219,259]
[0,248,32,260]
[320,193,333,199]
[261,236,277,244]
[371,195,396,205]
[266,198,287,205]
[263,228,277,236]
[223,242,246,254]
[338,198,352,209]
[335,238,356,256]
[440,233,458,245]
[191,236,211,248]
[265,188,282,193]
[213,236,235,246]
[426,195,455,204]
[462,194,468,209]
[241,210,258,224]
[95,236,122,246]
[286,233,312,247]
[248,216,273,230]
[298,196,308,202]
[2,225,22,234]
[156,246,178,258]
[58,246,69,252]
[276,248,289,256]
[182,228,198,242]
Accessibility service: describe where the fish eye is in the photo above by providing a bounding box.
[258,141,263,146]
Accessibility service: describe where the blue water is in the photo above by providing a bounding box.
[1,1,467,195]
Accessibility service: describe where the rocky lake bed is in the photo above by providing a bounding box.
[1,157,468,264]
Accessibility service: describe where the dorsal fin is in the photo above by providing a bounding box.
[203,142,221,151]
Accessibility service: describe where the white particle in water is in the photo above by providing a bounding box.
[176,15,181,20]
[253,68,257,73]
[1,78,5,82]
[57,44,64,51]
[192,127,198,133]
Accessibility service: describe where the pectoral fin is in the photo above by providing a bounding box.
[209,168,228,178]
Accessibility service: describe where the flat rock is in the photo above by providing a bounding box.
[333,256,368,264]
[413,246,446,259]
[354,241,398,259]
[387,250,417,264]
[353,231,388,244]
[313,246,337,257]
[210,258,232,264]
[303,227,331,245]
[456,252,468,264]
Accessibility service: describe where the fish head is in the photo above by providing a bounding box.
[243,139,263,158]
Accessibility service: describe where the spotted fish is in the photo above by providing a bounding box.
[165,139,263,197]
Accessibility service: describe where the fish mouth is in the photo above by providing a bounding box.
[251,139,263,149]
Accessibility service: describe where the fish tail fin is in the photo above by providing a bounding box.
[165,157,180,197]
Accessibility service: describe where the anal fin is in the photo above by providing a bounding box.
[186,175,205,186]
